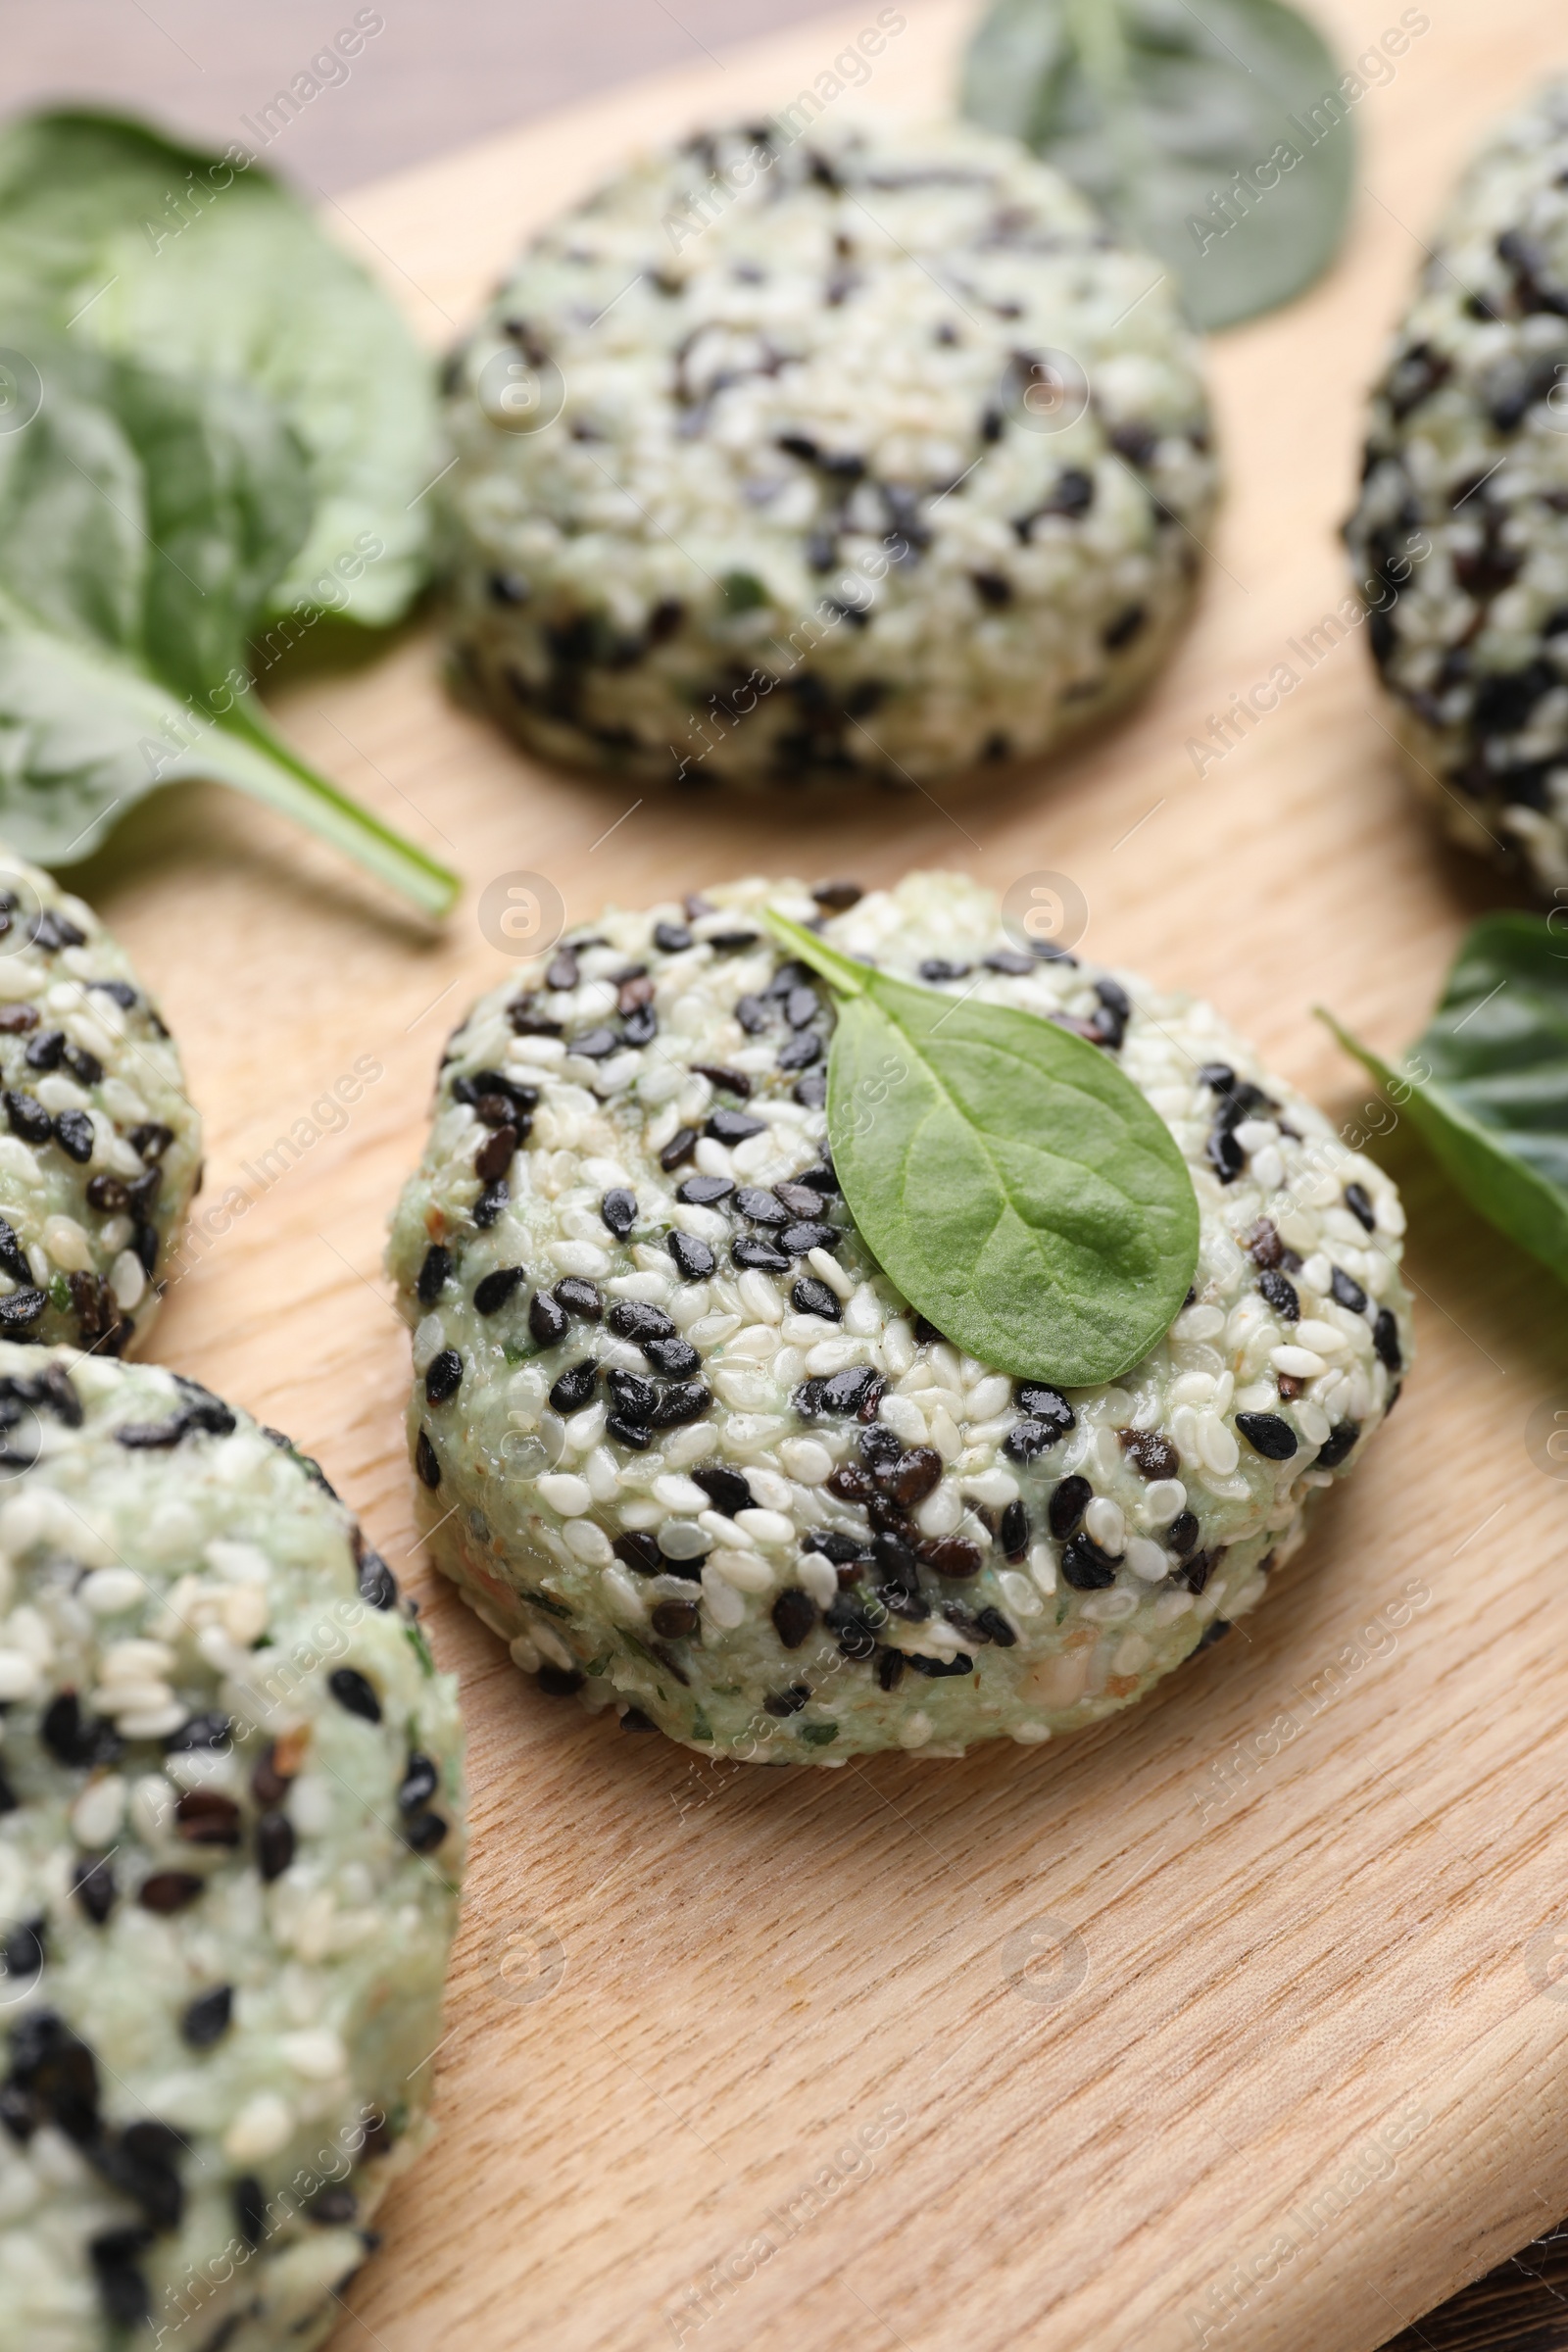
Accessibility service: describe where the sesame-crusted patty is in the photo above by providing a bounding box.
[0,1348,465,2352]
[0,845,198,1356]
[441,117,1217,793]
[389,872,1411,1762]
[1347,74,1568,896]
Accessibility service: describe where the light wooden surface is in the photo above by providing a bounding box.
[68,5,1568,2347]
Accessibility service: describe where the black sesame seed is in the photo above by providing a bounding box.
[234,2176,267,2247]
[1373,1309,1401,1372]
[72,1855,116,1924]
[1316,1420,1361,1469]
[1119,1430,1180,1481]
[606,1412,653,1449]
[777,1032,821,1070]
[792,1276,841,1320]
[1047,1478,1090,1540]
[404,1811,448,1852]
[537,1664,585,1696]
[811,879,861,910]
[643,1335,700,1377]
[974,1606,1017,1647]
[570,1026,619,1058]
[1059,1534,1119,1591]
[613,1530,662,1574]
[707,1107,764,1144]
[126,1121,171,1163]
[32,910,86,952]
[795,1070,828,1109]
[654,922,692,953]
[1344,1182,1377,1232]
[41,1692,122,1768]
[90,2229,154,2328]
[546,947,579,991]
[733,1238,791,1273]
[357,1545,398,1610]
[24,1028,64,1070]
[763,1684,810,1716]
[550,1361,598,1413]
[556,1277,603,1320]
[780,1220,835,1255]
[660,1126,699,1171]
[1235,1412,1298,1461]
[473,1266,524,1316]
[876,1647,906,1690]
[1013,1383,1076,1439]
[775,1590,822,1646]
[180,1986,234,2050]
[415,1430,441,1488]
[623,1004,659,1048]
[608,1301,675,1342]
[5,1091,50,1145]
[138,1870,205,1913]
[162,1711,231,1755]
[608,1368,658,1421]
[256,1813,295,1881]
[677,1174,733,1206]
[424,1349,463,1405]
[398,1753,440,1812]
[735,1185,789,1225]
[651,1599,700,1640]
[667,1231,714,1281]
[650,1382,711,1426]
[906,1651,974,1677]
[691,1462,755,1516]
[328,1668,382,1723]
[1001,1499,1030,1558]
[472,1180,509,1229]
[528,1290,569,1346]
[1167,1510,1200,1556]
[1258,1268,1299,1320]
[693,1063,752,1098]
[1330,1267,1368,1314]
[0,1289,46,1332]
[414,1250,451,1307]
[601,1188,637,1240]
[620,1706,658,1731]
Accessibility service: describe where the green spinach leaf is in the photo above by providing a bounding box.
[0,109,437,626]
[960,0,1356,330]
[1323,913,1568,1284]
[0,342,456,914]
[764,910,1200,1386]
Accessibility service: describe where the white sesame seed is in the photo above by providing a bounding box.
[116,1702,187,1740]
[708,1548,774,1593]
[1125,1537,1168,1582]
[564,1521,612,1564]
[807,1248,854,1298]
[279,2029,347,2080]
[0,1649,37,1702]
[223,2093,295,2163]
[1271,1346,1327,1377]
[537,1473,592,1516]
[798,1555,836,1607]
[701,1565,747,1630]
[1295,1318,1349,1356]
[1084,1497,1126,1553]
[1139,1478,1185,1524]
[779,1437,832,1484]
[879,1393,927,1446]
[899,1711,933,1748]
[998,1568,1043,1617]
[1197,1416,1239,1475]
[734,1507,794,1545]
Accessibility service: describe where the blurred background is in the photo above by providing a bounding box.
[5,9,1568,2349]
[6,1,852,190]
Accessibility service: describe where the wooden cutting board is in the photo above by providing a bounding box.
[69,3,1568,2344]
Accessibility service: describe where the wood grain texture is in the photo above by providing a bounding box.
[57,5,1568,2347]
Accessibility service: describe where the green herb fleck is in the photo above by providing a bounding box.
[720,569,768,613]
[798,1721,840,1745]
[404,1623,435,1678]
[763,906,1199,1386]
[691,1704,714,1742]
